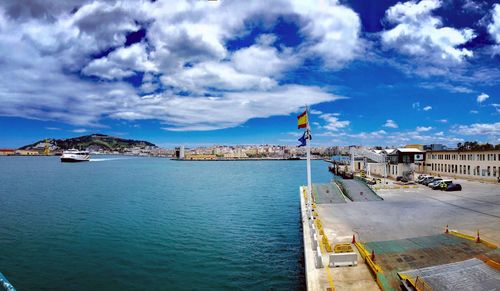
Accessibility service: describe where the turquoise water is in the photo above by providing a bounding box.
[0,156,332,290]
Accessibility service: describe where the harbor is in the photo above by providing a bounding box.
[300,172,500,290]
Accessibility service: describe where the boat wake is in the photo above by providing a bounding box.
[90,158,132,162]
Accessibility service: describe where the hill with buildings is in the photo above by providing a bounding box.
[19,134,157,153]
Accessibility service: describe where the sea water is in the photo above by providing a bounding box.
[0,156,332,290]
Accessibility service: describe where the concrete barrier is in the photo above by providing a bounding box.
[312,233,318,250]
[329,252,358,267]
[315,246,324,268]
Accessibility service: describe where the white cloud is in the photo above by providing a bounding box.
[383,119,398,128]
[493,103,500,113]
[423,106,432,111]
[0,0,360,131]
[488,4,500,48]
[310,109,323,115]
[45,127,61,130]
[477,93,489,103]
[333,128,463,147]
[453,122,500,136]
[412,102,420,110]
[82,43,157,80]
[470,110,479,114]
[319,113,350,131]
[437,119,448,123]
[293,0,363,68]
[72,128,88,133]
[381,0,475,62]
[129,85,343,131]
[416,126,432,132]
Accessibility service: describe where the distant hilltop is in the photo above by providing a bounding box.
[19,134,157,153]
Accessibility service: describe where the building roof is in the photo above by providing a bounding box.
[396,148,424,153]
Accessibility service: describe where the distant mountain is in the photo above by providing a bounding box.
[19,134,157,152]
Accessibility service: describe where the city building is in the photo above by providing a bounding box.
[367,148,424,179]
[425,149,500,182]
[15,150,39,155]
[0,149,16,155]
[184,154,216,160]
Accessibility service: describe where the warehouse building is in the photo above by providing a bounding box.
[425,149,500,182]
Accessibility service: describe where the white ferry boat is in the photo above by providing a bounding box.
[60,149,90,162]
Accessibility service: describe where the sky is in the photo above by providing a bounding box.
[0,0,499,148]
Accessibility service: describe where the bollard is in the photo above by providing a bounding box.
[476,230,481,243]
[445,225,449,234]
[351,234,356,244]
[371,250,376,261]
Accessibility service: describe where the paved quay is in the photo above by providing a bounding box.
[319,179,500,243]
[300,186,379,291]
[302,178,500,290]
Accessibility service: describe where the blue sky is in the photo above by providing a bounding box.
[0,0,499,148]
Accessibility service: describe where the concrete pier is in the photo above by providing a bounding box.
[300,186,379,290]
[304,177,500,290]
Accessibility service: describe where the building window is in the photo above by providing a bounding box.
[468,165,470,175]
[488,166,491,176]
[494,166,497,177]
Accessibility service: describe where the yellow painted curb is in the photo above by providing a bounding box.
[449,230,498,249]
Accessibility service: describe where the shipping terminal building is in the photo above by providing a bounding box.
[349,145,500,183]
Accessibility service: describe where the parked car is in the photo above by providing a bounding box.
[445,183,462,191]
[417,175,429,183]
[421,176,434,184]
[427,178,443,187]
[433,180,452,190]
[396,176,403,181]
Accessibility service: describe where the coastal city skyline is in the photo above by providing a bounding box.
[0,0,499,148]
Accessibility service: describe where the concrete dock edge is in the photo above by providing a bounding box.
[300,186,322,291]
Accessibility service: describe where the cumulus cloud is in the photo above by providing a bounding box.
[383,119,398,128]
[416,126,432,132]
[477,93,489,103]
[309,109,323,115]
[0,0,361,131]
[453,122,500,136]
[381,0,475,62]
[82,43,157,79]
[488,4,500,51]
[318,113,350,131]
[423,106,432,111]
[334,128,463,147]
[293,0,363,67]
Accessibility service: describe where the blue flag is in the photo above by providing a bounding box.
[298,132,306,147]
[298,129,311,147]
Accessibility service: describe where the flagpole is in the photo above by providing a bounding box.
[306,106,312,204]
